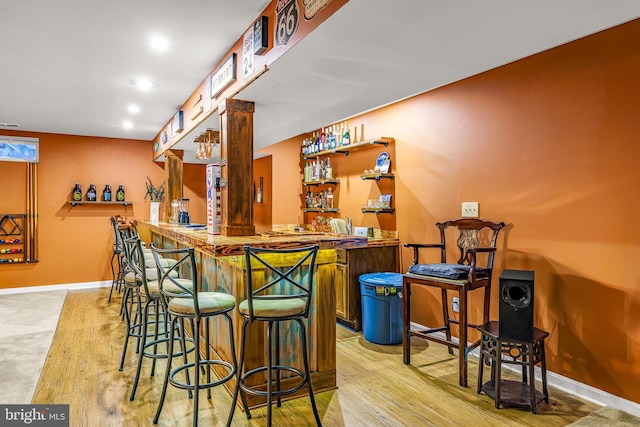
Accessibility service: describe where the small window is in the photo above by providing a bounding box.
[0,136,39,163]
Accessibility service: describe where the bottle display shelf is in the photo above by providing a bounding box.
[303,138,395,159]
[361,173,394,181]
[303,179,340,186]
[303,208,340,213]
[361,208,395,215]
[67,201,133,207]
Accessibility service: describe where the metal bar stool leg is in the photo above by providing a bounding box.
[298,318,322,426]
[227,318,251,426]
[118,285,133,371]
[108,252,118,302]
[275,320,282,407]
[130,296,159,400]
[266,320,274,426]
[192,318,201,427]
[180,317,193,399]
[153,315,176,424]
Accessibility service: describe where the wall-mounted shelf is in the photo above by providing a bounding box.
[303,138,395,159]
[361,208,395,215]
[67,201,133,207]
[361,173,394,181]
[304,208,340,213]
[303,179,340,186]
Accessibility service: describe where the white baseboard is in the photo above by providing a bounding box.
[0,280,111,295]
[409,321,640,418]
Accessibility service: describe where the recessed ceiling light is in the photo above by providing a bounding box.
[122,121,133,129]
[136,79,152,91]
[127,104,140,113]
[150,36,169,52]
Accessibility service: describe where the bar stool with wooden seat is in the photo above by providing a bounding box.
[151,244,244,427]
[403,218,505,387]
[227,244,322,427]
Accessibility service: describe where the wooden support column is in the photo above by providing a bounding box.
[164,149,184,209]
[218,98,255,236]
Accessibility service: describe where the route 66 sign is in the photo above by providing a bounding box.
[275,0,299,48]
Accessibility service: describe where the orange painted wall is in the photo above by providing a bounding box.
[253,155,273,233]
[0,161,26,213]
[266,20,640,403]
[0,130,166,288]
[258,137,304,226]
[183,163,207,224]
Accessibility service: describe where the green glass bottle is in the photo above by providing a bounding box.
[116,184,125,202]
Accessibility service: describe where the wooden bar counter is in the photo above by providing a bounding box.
[138,221,375,409]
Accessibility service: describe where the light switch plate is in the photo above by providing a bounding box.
[461,202,479,218]
[353,226,369,236]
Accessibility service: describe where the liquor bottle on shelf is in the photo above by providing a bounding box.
[325,158,332,179]
[327,126,335,150]
[326,187,334,208]
[102,184,112,201]
[72,183,82,202]
[305,188,312,208]
[115,185,125,202]
[304,160,311,182]
[342,121,350,146]
[86,183,97,201]
[314,156,321,181]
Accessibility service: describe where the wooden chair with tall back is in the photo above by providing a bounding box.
[403,218,505,387]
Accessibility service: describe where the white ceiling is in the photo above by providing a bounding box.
[0,0,266,139]
[2,1,640,162]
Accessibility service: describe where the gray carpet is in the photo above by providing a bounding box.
[0,290,67,404]
[568,406,640,426]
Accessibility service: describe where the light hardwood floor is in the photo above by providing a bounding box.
[33,288,597,426]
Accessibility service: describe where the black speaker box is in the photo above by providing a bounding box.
[499,269,535,341]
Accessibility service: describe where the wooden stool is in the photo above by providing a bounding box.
[477,321,549,413]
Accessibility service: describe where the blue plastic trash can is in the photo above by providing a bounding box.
[359,272,403,345]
